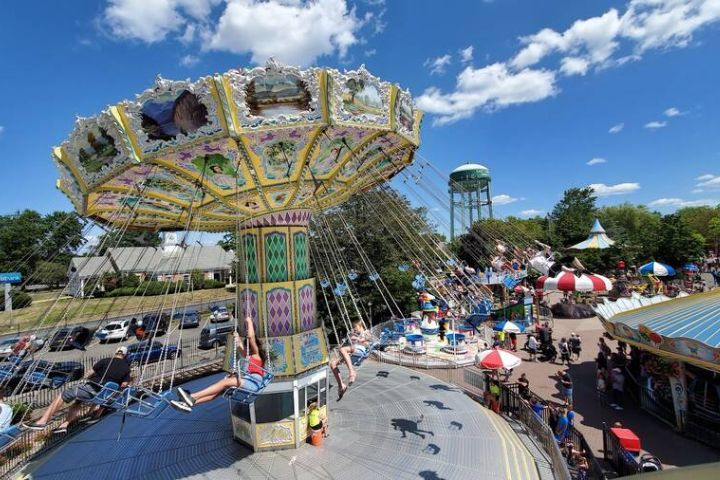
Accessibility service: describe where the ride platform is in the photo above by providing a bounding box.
[23,363,540,479]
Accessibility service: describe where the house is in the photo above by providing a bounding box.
[67,244,234,297]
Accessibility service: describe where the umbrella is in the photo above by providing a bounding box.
[682,263,699,273]
[494,320,524,333]
[475,348,522,370]
[639,262,676,277]
[537,269,612,292]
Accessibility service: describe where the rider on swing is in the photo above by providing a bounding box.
[170,317,266,412]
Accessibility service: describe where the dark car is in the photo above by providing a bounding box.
[136,313,170,340]
[125,341,181,367]
[0,360,83,391]
[21,360,84,389]
[199,323,234,349]
[48,326,93,351]
[173,310,200,329]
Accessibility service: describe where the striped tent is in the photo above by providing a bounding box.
[569,219,615,250]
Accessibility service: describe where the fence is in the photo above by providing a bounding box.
[0,340,227,479]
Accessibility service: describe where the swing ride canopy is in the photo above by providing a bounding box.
[568,218,615,250]
[52,60,422,231]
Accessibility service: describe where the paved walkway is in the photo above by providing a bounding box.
[512,304,720,468]
[23,363,541,480]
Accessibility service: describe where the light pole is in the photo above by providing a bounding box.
[367,301,373,325]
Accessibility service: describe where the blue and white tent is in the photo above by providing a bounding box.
[568,219,615,250]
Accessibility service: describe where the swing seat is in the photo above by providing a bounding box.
[351,342,378,366]
[86,381,125,409]
[224,358,274,405]
[0,426,22,452]
[123,387,172,418]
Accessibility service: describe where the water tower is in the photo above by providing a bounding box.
[449,163,493,239]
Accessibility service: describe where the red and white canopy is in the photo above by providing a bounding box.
[475,348,522,370]
[536,270,612,292]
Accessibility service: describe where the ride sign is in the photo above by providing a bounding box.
[0,272,22,284]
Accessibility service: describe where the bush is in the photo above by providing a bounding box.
[11,403,32,425]
[203,279,226,289]
[0,290,32,310]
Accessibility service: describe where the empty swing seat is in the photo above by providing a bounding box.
[123,387,172,418]
[0,426,22,451]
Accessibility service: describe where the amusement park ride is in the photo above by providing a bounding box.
[52,60,422,451]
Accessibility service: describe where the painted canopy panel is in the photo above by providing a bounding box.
[598,290,720,369]
[53,61,422,232]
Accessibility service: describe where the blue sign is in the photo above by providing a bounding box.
[0,272,21,284]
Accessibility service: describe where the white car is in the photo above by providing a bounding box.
[210,306,232,323]
[96,320,130,343]
[0,336,44,359]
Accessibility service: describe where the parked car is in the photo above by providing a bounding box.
[125,341,181,367]
[0,359,83,391]
[48,326,93,351]
[136,313,170,340]
[0,336,45,360]
[21,360,84,389]
[96,320,130,343]
[209,306,232,323]
[199,323,234,349]
[173,310,200,329]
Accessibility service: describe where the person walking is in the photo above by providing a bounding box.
[610,367,625,411]
[559,338,571,365]
[569,333,582,361]
[509,332,517,352]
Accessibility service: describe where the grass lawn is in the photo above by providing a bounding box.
[0,288,234,335]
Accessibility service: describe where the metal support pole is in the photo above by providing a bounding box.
[3,283,11,313]
[449,190,455,240]
[468,190,474,226]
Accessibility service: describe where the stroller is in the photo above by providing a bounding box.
[540,343,557,362]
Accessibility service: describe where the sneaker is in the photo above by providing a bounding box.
[609,403,617,408]
[170,400,192,413]
[615,406,624,411]
[51,426,68,434]
[82,417,102,425]
[177,388,195,407]
[23,422,48,431]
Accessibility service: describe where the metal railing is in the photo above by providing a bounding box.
[0,340,227,479]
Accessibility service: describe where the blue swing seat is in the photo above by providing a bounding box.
[85,381,126,409]
[123,387,172,418]
[351,341,380,366]
[224,359,274,405]
[0,425,22,451]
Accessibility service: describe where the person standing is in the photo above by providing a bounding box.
[517,373,530,399]
[509,332,517,351]
[558,370,573,405]
[554,406,569,443]
[0,388,13,430]
[527,334,538,362]
[610,367,625,411]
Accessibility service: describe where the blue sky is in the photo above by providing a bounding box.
[0,0,719,235]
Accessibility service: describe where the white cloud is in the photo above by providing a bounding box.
[589,182,640,196]
[587,157,607,166]
[559,56,590,76]
[608,123,624,134]
[0,126,4,134]
[492,194,523,205]
[364,48,376,57]
[416,63,557,125]
[208,0,361,66]
[459,45,474,64]
[664,106,683,117]
[104,0,367,66]
[180,54,199,67]
[424,54,452,75]
[420,1,720,125]
[520,209,544,217]
[649,197,718,207]
[644,120,667,129]
[691,188,704,193]
[696,174,720,189]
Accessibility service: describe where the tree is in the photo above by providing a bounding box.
[34,261,68,288]
[96,230,162,255]
[596,204,662,266]
[548,187,597,247]
[709,217,720,257]
[190,269,205,289]
[655,214,705,266]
